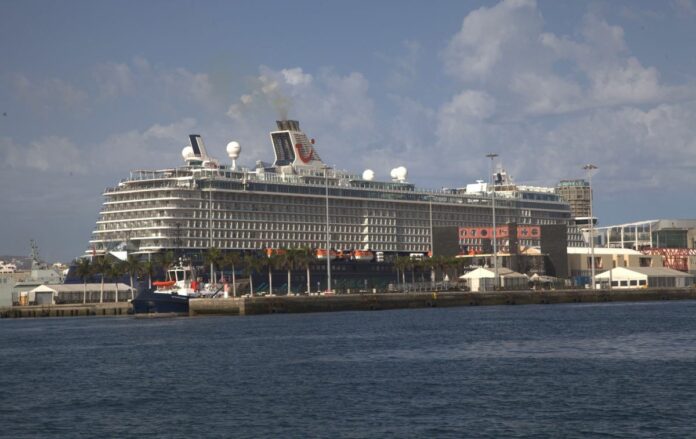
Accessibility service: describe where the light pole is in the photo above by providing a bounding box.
[583,164,598,290]
[324,166,332,292]
[429,198,434,285]
[486,153,499,290]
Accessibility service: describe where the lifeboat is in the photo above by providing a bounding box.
[265,248,287,257]
[315,249,337,260]
[352,250,374,262]
[153,280,176,288]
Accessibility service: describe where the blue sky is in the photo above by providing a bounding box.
[2,0,696,262]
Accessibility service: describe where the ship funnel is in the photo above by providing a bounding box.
[189,134,210,160]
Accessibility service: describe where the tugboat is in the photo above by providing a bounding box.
[132,259,218,315]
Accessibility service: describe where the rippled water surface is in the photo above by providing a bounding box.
[2,301,696,438]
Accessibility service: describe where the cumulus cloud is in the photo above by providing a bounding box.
[443,0,681,117]
[443,0,541,82]
[428,0,696,196]
[94,117,200,170]
[1,136,86,174]
[92,57,217,111]
[225,66,377,167]
[673,0,696,15]
[10,74,89,114]
[94,62,135,97]
[377,40,422,89]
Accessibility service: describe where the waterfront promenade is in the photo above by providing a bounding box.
[2,288,695,318]
[192,287,696,316]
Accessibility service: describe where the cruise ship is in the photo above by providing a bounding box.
[88,120,577,260]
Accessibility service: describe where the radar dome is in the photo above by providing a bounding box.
[392,166,407,182]
[362,169,375,181]
[226,141,241,159]
[181,146,195,160]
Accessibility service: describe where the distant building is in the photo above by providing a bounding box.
[567,247,663,281]
[432,223,568,278]
[594,219,696,275]
[593,267,694,289]
[557,179,592,219]
[595,219,696,250]
[15,283,134,306]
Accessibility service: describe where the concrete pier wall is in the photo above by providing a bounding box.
[189,288,696,317]
[0,302,132,318]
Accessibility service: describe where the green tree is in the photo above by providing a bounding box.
[222,252,242,298]
[124,254,144,295]
[91,256,111,303]
[283,249,302,295]
[294,247,314,293]
[394,256,410,287]
[242,254,262,296]
[75,257,91,304]
[264,253,282,295]
[107,260,125,302]
[204,247,223,284]
[157,250,175,271]
[142,257,157,290]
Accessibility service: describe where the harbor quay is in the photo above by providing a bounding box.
[0,302,131,318]
[189,287,696,317]
[2,287,695,318]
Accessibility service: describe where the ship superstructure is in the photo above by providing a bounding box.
[89,120,577,257]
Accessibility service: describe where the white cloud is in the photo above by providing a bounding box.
[377,40,422,89]
[94,62,135,97]
[225,66,377,167]
[443,0,541,82]
[443,1,679,117]
[432,0,696,193]
[1,136,86,174]
[95,118,199,170]
[92,57,217,111]
[10,74,89,114]
[673,0,696,15]
[281,68,313,86]
[161,68,214,108]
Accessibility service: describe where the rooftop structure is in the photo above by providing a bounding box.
[595,219,696,250]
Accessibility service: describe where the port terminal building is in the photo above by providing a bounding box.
[594,219,696,275]
[593,267,694,289]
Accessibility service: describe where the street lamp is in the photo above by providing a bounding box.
[324,166,332,292]
[583,164,598,290]
[486,153,499,290]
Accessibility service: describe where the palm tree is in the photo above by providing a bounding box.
[431,255,448,284]
[142,257,157,290]
[75,258,91,304]
[223,252,242,297]
[107,260,125,302]
[242,254,262,296]
[204,247,222,285]
[295,247,314,293]
[124,255,143,297]
[448,256,465,281]
[157,250,175,271]
[264,253,280,295]
[394,256,409,288]
[283,249,301,295]
[91,256,111,303]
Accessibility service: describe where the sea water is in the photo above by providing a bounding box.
[2,301,696,438]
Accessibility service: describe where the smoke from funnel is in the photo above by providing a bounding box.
[272,95,290,121]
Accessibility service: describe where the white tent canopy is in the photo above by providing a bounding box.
[594,267,694,289]
[459,267,528,292]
